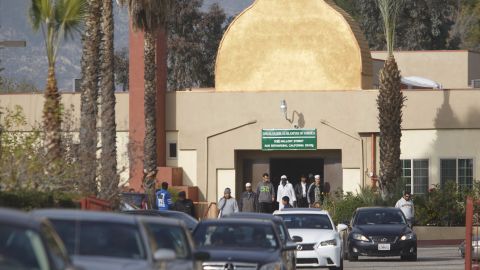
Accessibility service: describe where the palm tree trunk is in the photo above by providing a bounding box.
[377,55,404,199]
[99,0,118,200]
[143,31,158,207]
[43,65,62,166]
[79,0,101,195]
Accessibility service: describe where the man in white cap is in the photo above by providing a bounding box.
[239,182,258,212]
[277,175,296,210]
[307,175,324,207]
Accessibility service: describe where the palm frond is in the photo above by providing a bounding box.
[123,0,171,33]
[29,0,53,32]
[55,0,87,40]
[377,0,404,56]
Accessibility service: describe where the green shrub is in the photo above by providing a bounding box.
[0,190,80,210]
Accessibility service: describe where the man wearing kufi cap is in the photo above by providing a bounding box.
[277,175,296,210]
[239,182,258,212]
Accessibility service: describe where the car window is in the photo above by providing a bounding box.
[165,212,198,230]
[0,224,49,270]
[277,223,287,243]
[194,224,278,250]
[40,223,70,270]
[50,220,146,260]
[354,210,407,225]
[279,214,333,230]
[143,222,191,259]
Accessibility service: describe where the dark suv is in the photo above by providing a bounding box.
[193,218,297,270]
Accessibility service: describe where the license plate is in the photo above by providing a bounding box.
[378,244,391,251]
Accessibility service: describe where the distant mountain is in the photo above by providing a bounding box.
[0,0,252,90]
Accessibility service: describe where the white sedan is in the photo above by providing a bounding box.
[274,208,347,270]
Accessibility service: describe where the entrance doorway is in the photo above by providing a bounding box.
[270,158,324,188]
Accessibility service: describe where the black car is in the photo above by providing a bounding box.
[122,209,198,231]
[346,207,417,261]
[193,218,297,270]
[0,208,76,270]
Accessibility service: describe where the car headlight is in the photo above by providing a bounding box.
[400,233,415,241]
[352,233,370,242]
[318,239,337,247]
[259,262,283,270]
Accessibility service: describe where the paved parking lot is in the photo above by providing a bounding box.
[343,246,464,270]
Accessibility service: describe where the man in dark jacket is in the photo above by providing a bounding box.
[307,175,324,207]
[294,175,309,208]
[239,182,258,212]
[173,191,195,217]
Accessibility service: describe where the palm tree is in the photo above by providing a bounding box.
[30,0,86,168]
[119,0,170,206]
[377,0,406,199]
[99,0,119,200]
[79,0,101,195]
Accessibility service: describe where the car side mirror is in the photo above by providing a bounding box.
[154,249,176,261]
[193,251,210,261]
[291,236,303,242]
[337,224,348,232]
[282,243,298,251]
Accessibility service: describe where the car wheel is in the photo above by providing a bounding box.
[408,254,417,261]
[400,255,407,261]
[348,252,358,262]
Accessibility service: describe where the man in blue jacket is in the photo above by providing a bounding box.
[156,182,173,210]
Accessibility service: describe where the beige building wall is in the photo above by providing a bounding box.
[371,51,477,89]
[167,89,480,201]
[0,93,131,184]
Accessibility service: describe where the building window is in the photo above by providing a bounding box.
[168,142,177,159]
[441,158,474,189]
[401,159,429,195]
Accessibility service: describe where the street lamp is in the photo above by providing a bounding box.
[0,40,26,48]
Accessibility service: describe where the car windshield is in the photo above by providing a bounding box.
[50,220,146,260]
[143,222,191,259]
[0,224,49,270]
[355,210,407,225]
[194,223,278,250]
[279,214,333,230]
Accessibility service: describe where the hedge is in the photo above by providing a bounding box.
[0,190,80,210]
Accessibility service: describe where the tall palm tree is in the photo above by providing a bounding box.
[119,0,170,206]
[99,0,119,200]
[79,0,101,195]
[30,0,86,168]
[377,0,406,199]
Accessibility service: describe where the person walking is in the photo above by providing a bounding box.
[256,173,276,213]
[395,191,415,227]
[307,175,323,208]
[173,191,195,217]
[156,182,173,210]
[277,175,296,210]
[217,188,239,218]
[239,182,258,212]
[294,175,309,208]
[281,196,293,210]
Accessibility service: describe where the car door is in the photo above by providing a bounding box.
[40,222,74,270]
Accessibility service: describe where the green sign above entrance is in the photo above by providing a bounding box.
[262,129,317,150]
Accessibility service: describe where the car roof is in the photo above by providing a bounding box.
[224,212,284,222]
[198,218,274,226]
[273,208,330,215]
[31,209,140,225]
[0,207,44,230]
[356,207,400,211]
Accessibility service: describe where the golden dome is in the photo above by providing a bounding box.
[215,0,373,91]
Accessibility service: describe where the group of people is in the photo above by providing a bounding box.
[154,182,196,217]
[217,173,328,218]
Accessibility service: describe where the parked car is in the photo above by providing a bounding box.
[345,207,417,261]
[193,218,297,270]
[459,236,480,258]
[0,207,76,270]
[122,209,198,231]
[274,208,346,270]
[31,209,208,270]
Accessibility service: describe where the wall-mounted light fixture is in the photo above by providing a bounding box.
[280,99,304,129]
